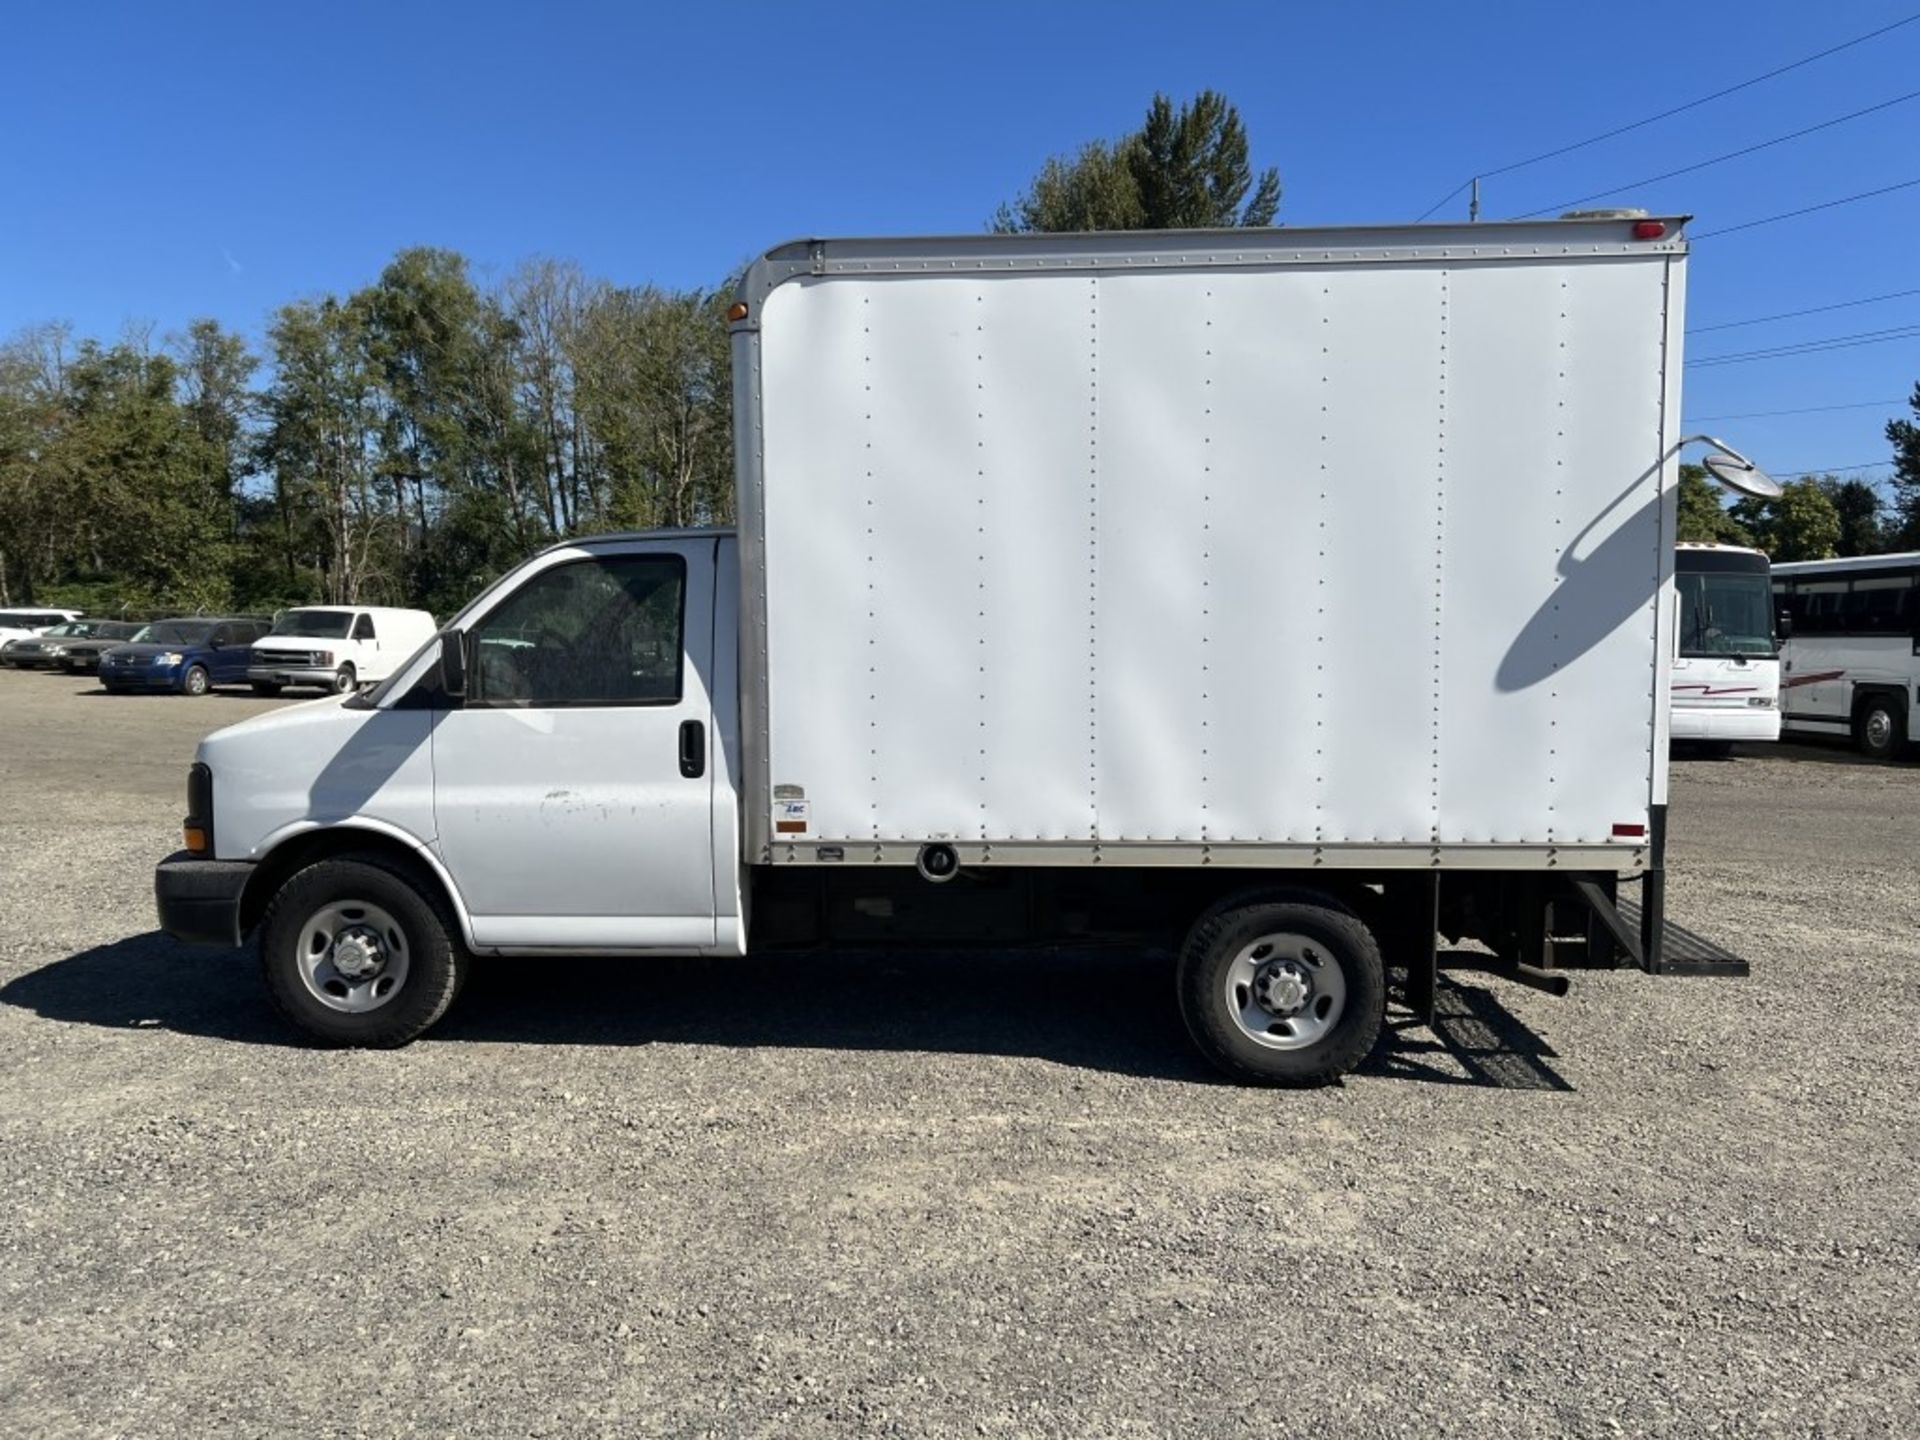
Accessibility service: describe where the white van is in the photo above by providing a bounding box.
[0,608,83,646]
[247,606,436,695]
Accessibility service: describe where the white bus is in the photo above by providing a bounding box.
[1671,543,1780,748]
[1772,552,1920,761]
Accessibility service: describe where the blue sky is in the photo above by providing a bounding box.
[5,0,1917,485]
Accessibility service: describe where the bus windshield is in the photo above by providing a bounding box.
[1679,570,1775,658]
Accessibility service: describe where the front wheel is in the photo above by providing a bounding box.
[1176,890,1386,1086]
[181,664,210,697]
[259,855,468,1046]
[332,664,357,695]
[1855,695,1905,762]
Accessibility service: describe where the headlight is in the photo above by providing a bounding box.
[156,651,185,665]
[44,644,67,656]
[313,651,333,667]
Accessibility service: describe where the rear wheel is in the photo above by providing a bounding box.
[1176,889,1386,1086]
[182,664,210,697]
[1855,694,1905,762]
[259,855,467,1047]
[332,663,357,695]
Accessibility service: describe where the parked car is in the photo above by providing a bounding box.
[248,605,437,695]
[2,620,128,669]
[98,617,272,695]
[0,608,83,647]
[52,620,147,674]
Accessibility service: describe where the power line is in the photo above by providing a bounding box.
[1412,12,1920,221]
[1689,324,1920,367]
[1691,176,1920,238]
[1684,399,1909,421]
[1690,291,1920,334]
[1516,90,1920,219]
[1775,460,1895,474]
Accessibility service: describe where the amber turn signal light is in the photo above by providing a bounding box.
[184,825,208,855]
[726,301,749,323]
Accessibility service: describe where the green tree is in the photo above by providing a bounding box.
[1886,382,1920,548]
[258,297,398,604]
[1815,474,1884,556]
[0,325,71,604]
[1732,477,1842,562]
[57,340,235,607]
[572,284,734,531]
[995,90,1280,232]
[1676,463,1751,545]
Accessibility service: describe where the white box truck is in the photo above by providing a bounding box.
[155,216,1764,1085]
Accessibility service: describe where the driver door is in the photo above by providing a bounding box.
[429,540,718,951]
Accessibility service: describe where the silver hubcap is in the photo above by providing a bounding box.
[296,900,410,1013]
[1866,710,1892,749]
[1225,932,1347,1051]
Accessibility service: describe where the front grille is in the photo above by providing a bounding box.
[254,649,322,667]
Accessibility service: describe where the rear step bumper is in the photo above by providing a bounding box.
[1617,896,1750,977]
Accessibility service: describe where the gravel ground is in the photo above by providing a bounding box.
[2,666,1917,1438]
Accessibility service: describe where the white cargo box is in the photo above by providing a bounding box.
[733,220,1685,873]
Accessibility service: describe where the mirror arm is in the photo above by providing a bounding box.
[1677,434,1782,500]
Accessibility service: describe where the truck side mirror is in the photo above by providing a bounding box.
[439,629,468,698]
[1776,609,1793,640]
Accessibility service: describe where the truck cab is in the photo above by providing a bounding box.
[158,533,742,1039]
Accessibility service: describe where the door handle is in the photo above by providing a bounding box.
[679,719,706,779]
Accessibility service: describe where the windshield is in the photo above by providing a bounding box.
[1679,572,1775,658]
[142,621,213,645]
[43,622,91,638]
[272,609,355,638]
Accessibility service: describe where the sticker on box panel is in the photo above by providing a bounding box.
[774,798,811,835]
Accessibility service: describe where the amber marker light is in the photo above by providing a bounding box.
[726,301,749,323]
[184,825,209,855]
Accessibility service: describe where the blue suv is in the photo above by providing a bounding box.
[98,617,272,695]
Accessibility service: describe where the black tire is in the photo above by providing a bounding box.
[332,663,357,695]
[250,680,283,697]
[1176,888,1386,1087]
[1855,694,1905,762]
[258,854,468,1047]
[182,664,210,697]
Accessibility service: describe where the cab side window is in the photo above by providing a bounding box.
[468,555,686,707]
[352,614,376,642]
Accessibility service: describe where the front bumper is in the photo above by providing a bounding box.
[155,851,254,946]
[247,665,337,688]
[101,666,183,692]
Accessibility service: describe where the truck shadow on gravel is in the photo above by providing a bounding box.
[3,935,1568,1090]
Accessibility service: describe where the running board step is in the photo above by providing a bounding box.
[1616,896,1750,977]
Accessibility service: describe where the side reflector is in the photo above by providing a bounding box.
[1633,220,1666,240]
[184,825,208,854]
[726,301,749,323]
[1612,822,1647,838]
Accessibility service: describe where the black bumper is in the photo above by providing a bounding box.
[155,851,254,946]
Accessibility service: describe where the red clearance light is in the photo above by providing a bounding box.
[1612,822,1647,838]
[1633,220,1666,240]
